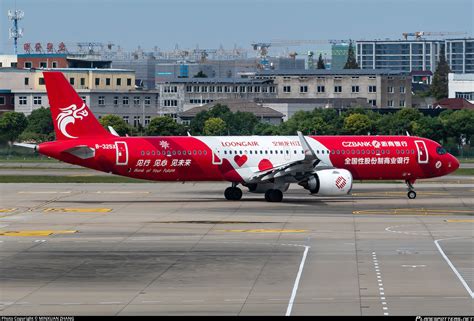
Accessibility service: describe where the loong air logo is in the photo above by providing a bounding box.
[56,103,88,139]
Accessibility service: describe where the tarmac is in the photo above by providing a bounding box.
[0,176,473,315]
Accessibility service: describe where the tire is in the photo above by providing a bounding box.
[264,189,272,202]
[225,187,242,201]
[224,187,233,200]
[407,190,416,199]
[231,187,242,201]
[264,189,283,202]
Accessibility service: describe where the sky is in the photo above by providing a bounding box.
[0,0,472,55]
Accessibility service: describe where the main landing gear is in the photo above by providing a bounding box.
[224,183,242,201]
[264,189,283,202]
[405,180,417,199]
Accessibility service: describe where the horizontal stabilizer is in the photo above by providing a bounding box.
[63,145,95,159]
[13,143,38,151]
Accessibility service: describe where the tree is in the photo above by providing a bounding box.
[344,41,359,69]
[190,104,232,135]
[430,46,451,100]
[146,116,186,136]
[21,107,54,142]
[194,70,208,78]
[0,112,28,144]
[343,113,372,135]
[99,114,131,136]
[317,53,326,69]
[203,117,226,136]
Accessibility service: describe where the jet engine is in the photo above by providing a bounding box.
[299,169,353,195]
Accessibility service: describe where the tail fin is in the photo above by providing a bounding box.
[44,72,110,140]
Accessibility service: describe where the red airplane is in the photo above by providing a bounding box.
[16,72,460,202]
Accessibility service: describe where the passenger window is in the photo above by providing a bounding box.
[280,150,283,154]
[151,151,155,156]
[193,150,197,155]
[270,150,273,154]
[371,150,375,155]
[224,150,227,155]
[401,150,404,154]
[141,151,145,156]
[341,150,345,154]
[157,151,161,155]
[172,151,176,155]
[336,150,340,154]
[294,150,297,154]
[265,150,268,154]
[260,151,263,154]
[239,150,242,154]
[361,150,365,155]
[286,150,289,154]
[356,150,360,154]
[203,150,207,155]
[146,151,150,156]
[198,150,202,155]
[177,150,181,155]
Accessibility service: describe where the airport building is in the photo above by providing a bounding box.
[445,38,474,74]
[448,73,474,103]
[156,69,411,121]
[0,55,17,68]
[158,78,277,116]
[0,68,162,126]
[356,39,444,72]
[356,38,474,74]
[257,69,412,109]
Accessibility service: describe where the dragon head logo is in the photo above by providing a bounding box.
[56,103,88,139]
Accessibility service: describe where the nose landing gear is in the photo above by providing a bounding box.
[405,180,417,199]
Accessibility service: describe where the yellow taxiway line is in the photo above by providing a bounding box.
[43,208,112,213]
[0,230,77,237]
[221,229,308,233]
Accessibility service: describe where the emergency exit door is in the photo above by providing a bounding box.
[414,140,428,164]
[115,141,128,165]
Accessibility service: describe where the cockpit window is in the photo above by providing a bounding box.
[436,146,447,155]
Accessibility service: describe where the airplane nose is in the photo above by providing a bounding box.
[450,155,460,172]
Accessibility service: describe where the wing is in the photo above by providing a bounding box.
[248,131,333,183]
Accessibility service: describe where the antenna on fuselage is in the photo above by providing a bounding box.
[406,131,411,136]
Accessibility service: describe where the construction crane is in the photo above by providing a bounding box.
[402,31,467,40]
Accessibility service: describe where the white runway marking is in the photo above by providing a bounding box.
[18,191,71,194]
[373,252,389,315]
[285,245,310,316]
[435,237,474,299]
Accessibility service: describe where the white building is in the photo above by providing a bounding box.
[0,55,17,68]
[448,73,474,103]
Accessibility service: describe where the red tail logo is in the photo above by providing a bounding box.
[56,103,89,139]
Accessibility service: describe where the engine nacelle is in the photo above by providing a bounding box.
[301,169,353,196]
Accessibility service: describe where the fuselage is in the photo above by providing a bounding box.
[38,135,459,183]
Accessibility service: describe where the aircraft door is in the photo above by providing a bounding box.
[115,141,128,165]
[414,140,428,164]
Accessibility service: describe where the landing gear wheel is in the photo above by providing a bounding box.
[405,180,417,200]
[264,189,283,202]
[407,190,417,199]
[224,187,242,201]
